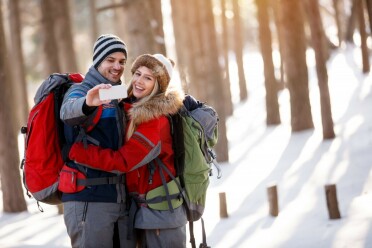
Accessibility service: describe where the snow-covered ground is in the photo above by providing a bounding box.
[1,44,372,248]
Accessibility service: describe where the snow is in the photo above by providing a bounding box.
[1,44,372,248]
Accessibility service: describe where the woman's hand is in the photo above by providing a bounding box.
[86,84,112,106]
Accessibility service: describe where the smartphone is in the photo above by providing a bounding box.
[99,85,127,100]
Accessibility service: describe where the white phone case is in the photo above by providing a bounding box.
[99,85,127,100]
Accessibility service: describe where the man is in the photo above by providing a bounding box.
[60,34,135,248]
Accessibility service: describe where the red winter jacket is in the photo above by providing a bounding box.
[69,90,184,196]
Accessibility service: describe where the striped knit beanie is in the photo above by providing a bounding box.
[131,54,174,93]
[93,34,127,68]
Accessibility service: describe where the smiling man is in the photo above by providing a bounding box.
[59,34,136,248]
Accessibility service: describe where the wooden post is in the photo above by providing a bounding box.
[325,184,341,219]
[267,184,279,216]
[219,192,228,218]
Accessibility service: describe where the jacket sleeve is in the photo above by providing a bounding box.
[69,142,128,173]
[60,82,102,128]
[69,120,162,173]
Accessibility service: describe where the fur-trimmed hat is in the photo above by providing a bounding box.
[93,34,127,68]
[131,54,174,93]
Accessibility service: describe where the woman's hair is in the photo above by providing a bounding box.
[125,75,161,140]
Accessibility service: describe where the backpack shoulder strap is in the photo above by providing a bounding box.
[168,112,185,177]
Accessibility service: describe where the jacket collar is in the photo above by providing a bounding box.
[84,66,122,86]
[128,88,185,127]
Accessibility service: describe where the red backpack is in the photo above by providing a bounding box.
[21,73,84,206]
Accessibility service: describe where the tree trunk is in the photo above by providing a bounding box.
[232,0,248,101]
[304,0,335,139]
[356,0,370,73]
[172,0,229,162]
[121,0,166,66]
[302,2,330,60]
[96,0,132,82]
[7,0,29,129]
[170,0,193,91]
[187,0,205,99]
[346,0,358,43]
[196,0,229,162]
[256,0,281,126]
[112,0,127,45]
[365,0,372,37]
[40,0,61,74]
[333,0,345,46]
[89,0,99,46]
[53,0,79,73]
[119,0,165,83]
[220,0,233,116]
[171,0,207,96]
[270,0,286,89]
[0,2,27,213]
[148,0,166,55]
[280,0,314,132]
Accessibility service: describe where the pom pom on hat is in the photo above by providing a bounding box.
[131,54,174,93]
[152,54,173,79]
[93,34,127,68]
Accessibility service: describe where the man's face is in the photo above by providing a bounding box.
[98,52,126,83]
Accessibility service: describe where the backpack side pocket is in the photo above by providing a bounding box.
[58,165,86,193]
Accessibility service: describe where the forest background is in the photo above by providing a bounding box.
[0,0,370,240]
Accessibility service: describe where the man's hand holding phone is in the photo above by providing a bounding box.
[86,84,127,107]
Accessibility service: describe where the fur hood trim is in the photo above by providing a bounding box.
[128,88,185,126]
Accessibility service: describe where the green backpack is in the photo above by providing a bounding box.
[179,95,221,248]
[144,95,220,248]
[147,95,220,248]
[176,96,220,221]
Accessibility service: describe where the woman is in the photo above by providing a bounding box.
[69,54,187,247]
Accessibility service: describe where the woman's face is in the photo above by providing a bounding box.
[131,66,156,99]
